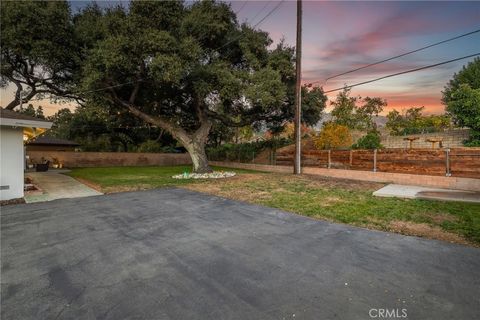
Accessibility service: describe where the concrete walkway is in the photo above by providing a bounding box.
[373,184,480,203]
[25,170,102,203]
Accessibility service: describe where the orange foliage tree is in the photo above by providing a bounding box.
[313,123,352,150]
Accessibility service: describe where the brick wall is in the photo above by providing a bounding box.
[27,151,192,168]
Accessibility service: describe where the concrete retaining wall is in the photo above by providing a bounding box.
[210,161,480,192]
[27,151,192,168]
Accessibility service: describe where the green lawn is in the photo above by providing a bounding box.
[67,166,480,246]
[66,165,259,190]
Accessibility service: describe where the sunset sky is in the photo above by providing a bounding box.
[2,0,479,115]
[232,0,480,114]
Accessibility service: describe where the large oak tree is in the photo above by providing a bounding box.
[1,1,326,172]
[0,1,81,109]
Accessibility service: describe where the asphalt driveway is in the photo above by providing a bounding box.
[1,188,479,320]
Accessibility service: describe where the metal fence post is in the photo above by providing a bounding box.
[445,148,451,177]
[327,150,331,169]
[373,149,377,172]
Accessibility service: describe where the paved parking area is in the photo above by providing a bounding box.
[1,188,479,319]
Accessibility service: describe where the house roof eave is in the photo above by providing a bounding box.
[0,118,53,129]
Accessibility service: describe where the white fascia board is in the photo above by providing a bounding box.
[0,118,52,129]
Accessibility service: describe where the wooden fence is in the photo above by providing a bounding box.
[275,148,480,178]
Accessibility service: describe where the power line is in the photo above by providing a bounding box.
[214,0,285,52]
[308,28,480,85]
[322,53,480,94]
[235,1,249,14]
[248,1,272,25]
[252,1,284,29]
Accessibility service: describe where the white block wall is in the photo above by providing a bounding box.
[0,127,24,200]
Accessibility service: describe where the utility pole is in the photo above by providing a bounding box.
[293,0,302,174]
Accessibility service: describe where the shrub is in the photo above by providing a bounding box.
[206,138,292,162]
[352,131,383,149]
[464,131,480,147]
[313,123,352,150]
[137,140,163,153]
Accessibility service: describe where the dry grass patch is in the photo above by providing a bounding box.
[103,184,153,194]
[319,196,345,207]
[302,174,385,191]
[184,174,273,202]
[389,220,472,246]
[428,213,460,224]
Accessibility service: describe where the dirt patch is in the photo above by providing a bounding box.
[389,220,472,246]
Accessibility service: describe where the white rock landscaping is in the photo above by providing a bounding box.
[172,171,236,179]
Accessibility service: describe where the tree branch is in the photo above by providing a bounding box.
[5,77,24,110]
[108,88,191,143]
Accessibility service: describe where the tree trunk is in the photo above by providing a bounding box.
[118,102,213,173]
[184,140,212,173]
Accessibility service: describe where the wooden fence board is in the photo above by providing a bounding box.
[274,148,480,178]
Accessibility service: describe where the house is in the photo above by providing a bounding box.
[26,136,79,152]
[0,108,52,201]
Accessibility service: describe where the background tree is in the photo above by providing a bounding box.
[313,123,352,150]
[76,1,326,172]
[445,84,480,146]
[330,87,359,129]
[442,57,480,105]
[330,87,386,130]
[356,97,387,131]
[207,121,236,147]
[17,104,45,119]
[352,132,383,149]
[385,106,452,135]
[442,58,480,146]
[47,105,175,152]
[281,122,313,140]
